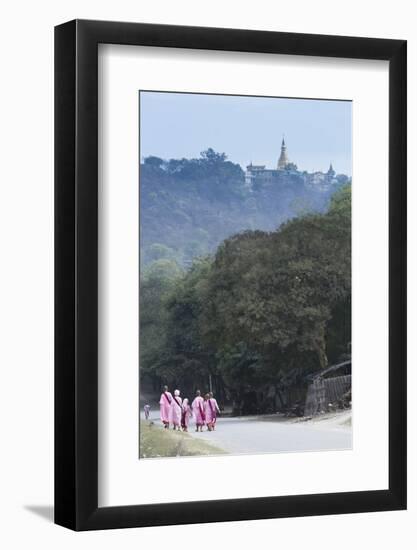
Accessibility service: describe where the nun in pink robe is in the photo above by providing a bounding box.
[205,393,220,431]
[181,398,192,432]
[169,389,183,430]
[159,386,172,428]
[191,390,205,432]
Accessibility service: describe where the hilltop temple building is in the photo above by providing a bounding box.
[245,138,348,189]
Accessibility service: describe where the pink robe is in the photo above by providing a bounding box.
[204,398,220,424]
[159,391,172,424]
[181,401,192,429]
[192,396,205,426]
[169,395,183,426]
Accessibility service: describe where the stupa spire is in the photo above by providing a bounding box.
[327,162,335,177]
[278,135,289,169]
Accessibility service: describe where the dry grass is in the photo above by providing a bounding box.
[139,421,226,459]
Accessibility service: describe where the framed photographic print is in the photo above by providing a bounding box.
[55,20,406,530]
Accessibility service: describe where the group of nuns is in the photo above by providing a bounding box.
[158,386,220,432]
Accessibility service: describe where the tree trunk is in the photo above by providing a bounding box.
[317,344,328,370]
[314,325,328,370]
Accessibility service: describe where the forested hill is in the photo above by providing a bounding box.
[140,149,348,267]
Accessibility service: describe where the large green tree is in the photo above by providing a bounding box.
[203,184,351,373]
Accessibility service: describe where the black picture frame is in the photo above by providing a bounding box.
[55,19,407,531]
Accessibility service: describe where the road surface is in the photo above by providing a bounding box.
[191,415,351,454]
[143,411,352,455]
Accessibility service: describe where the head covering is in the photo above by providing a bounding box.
[183,398,189,406]
[174,389,180,396]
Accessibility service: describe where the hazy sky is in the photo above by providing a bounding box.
[140,91,352,176]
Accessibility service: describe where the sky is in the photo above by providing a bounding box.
[140,91,352,176]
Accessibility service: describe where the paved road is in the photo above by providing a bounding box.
[144,412,352,455]
[189,416,351,454]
